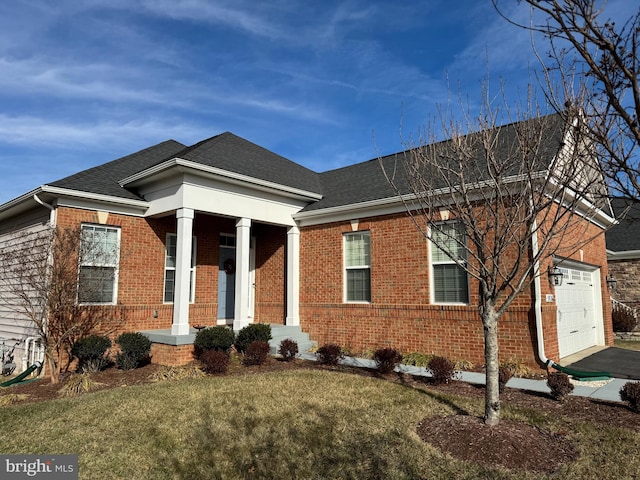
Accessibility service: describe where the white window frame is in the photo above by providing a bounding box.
[78,224,120,305]
[429,222,470,305]
[164,233,197,304]
[344,231,371,303]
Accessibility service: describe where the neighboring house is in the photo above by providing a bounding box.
[0,116,615,373]
[607,198,640,311]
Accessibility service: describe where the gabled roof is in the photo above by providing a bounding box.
[607,198,640,252]
[174,132,322,195]
[304,113,566,212]
[49,140,187,200]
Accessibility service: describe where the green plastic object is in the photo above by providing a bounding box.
[0,361,42,388]
[551,362,611,380]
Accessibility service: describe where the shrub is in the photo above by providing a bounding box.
[373,347,403,374]
[316,343,344,366]
[194,326,235,355]
[278,338,299,362]
[71,334,112,372]
[58,373,103,397]
[547,372,574,401]
[427,356,456,385]
[234,324,272,353]
[612,306,638,332]
[620,381,640,413]
[115,332,152,370]
[401,352,433,368]
[498,366,514,393]
[200,349,230,374]
[243,340,270,366]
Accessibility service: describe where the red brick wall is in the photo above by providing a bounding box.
[299,211,612,370]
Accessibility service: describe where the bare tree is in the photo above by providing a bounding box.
[494,0,640,201]
[0,225,123,384]
[381,90,609,425]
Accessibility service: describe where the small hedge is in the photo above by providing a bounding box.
[498,366,514,393]
[620,381,640,413]
[200,349,230,374]
[316,343,344,366]
[235,324,272,354]
[547,372,574,401]
[373,347,403,374]
[115,332,152,370]
[427,356,456,385]
[278,339,299,362]
[612,306,638,332]
[243,340,270,366]
[71,334,112,372]
[194,326,235,355]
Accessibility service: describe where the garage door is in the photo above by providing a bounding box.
[555,266,598,358]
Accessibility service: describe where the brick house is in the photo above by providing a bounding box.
[607,198,640,312]
[0,115,615,373]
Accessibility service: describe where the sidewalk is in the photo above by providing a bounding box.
[301,353,635,404]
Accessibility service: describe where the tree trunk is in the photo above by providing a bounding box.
[482,307,500,425]
[46,351,59,385]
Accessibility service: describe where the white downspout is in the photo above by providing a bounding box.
[531,215,556,368]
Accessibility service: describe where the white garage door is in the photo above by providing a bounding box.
[555,266,598,358]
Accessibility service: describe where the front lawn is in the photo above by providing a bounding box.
[1,367,640,479]
[615,339,640,351]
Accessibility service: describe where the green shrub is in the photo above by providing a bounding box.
[401,352,433,368]
[373,347,403,374]
[200,349,230,374]
[612,306,638,332]
[278,338,299,362]
[243,340,270,366]
[316,343,344,366]
[427,356,456,385]
[115,332,152,370]
[620,381,640,413]
[547,372,574,401]
[194,326,235,355]
[234,324,272,353]
[71,334,112,372]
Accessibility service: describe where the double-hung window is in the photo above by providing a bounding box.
[431,222,469,304]
[78,224,120,304]
[344,231,371,302]
[164,234,196,303]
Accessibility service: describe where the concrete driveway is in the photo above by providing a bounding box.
[565,347,640,380]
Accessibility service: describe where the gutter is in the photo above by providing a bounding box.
[531,214,554,369]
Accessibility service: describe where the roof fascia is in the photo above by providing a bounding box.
[119,157,323,202]
[606,249,640,260]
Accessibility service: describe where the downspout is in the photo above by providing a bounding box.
[531,215,556,369]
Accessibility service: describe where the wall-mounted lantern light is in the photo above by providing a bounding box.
[548,266,563,287]
[606,275,617,291]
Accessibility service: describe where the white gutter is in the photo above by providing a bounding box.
[531,214,554,368]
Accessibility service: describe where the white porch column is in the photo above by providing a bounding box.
[233,217,252,330]
[286,225,300,326]
[171,208,194,336]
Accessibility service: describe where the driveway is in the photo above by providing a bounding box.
[565,347,640,380]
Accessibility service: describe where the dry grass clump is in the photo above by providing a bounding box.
[148,365,206,382]
[0,393,30,406]
[58,373,103,397]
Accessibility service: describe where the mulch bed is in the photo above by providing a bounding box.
[2,357,639,474]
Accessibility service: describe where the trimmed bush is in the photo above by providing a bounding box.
[243,340,270,366]
[200,349,230,374]
[316,343,344,366]
[373,347,403,374]
[620,381,640,413]
[427,356,456,385]
[115,332,152,370]
[547,372,574,401]
[71,334,112,372]
[194,326,235,355]
[234,324,272,354]
[278,338,299,362]
[612,306,638,332]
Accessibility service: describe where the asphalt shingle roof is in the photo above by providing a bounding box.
[606,198,640,252]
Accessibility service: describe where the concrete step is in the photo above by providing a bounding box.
[268,324,317,355]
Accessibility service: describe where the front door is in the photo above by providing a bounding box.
[217,235,236,324]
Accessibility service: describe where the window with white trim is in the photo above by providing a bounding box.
[78,224,120,304]
[164,233,196,303]
[431,222,469,304]
[344,231,371,302]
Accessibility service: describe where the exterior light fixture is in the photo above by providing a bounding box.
[548,266,563,287]
[606,275,617,291]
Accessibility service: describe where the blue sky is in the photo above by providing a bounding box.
[0,0,624,205]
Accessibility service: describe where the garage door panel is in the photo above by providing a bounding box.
[556,267,597,358]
